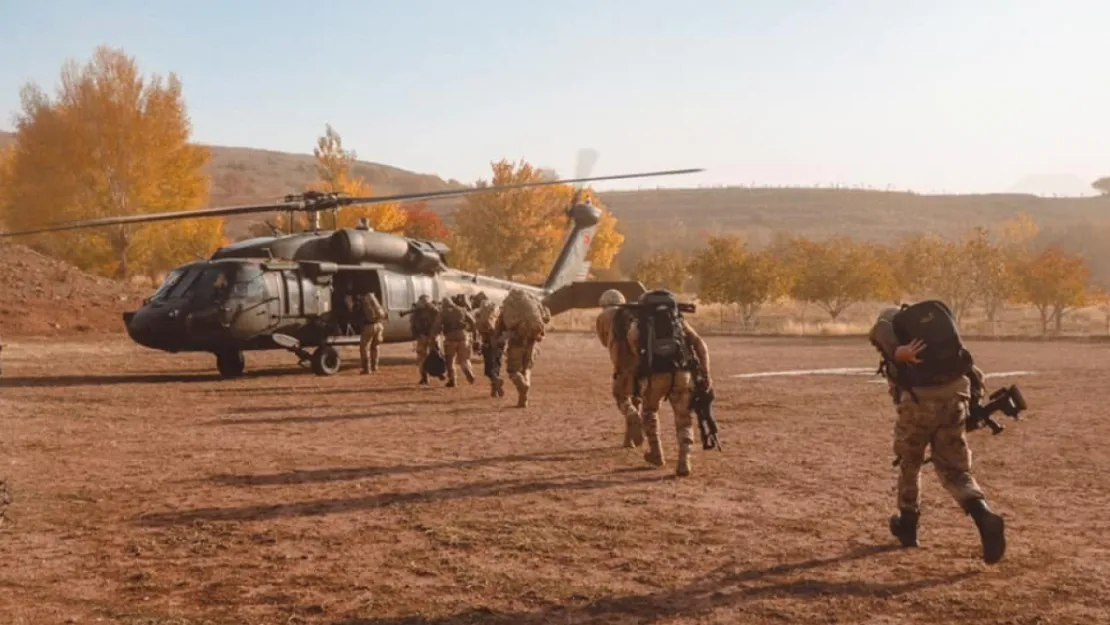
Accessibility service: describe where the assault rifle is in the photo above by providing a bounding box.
[691,367,721,451]
[968,384,1027,434]
[893,383,1028,467]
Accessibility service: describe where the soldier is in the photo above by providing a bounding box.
[406,295,441,385]
[595,289,643,448]
[868,304,1006,564]
[434,296,477,387]
[474,295,505,398]
[623,290,711,477]
[496,289,552,408]
[357,291,387,374]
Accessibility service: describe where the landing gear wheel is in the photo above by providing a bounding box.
[216,350,245,378]
[311,345,341,376]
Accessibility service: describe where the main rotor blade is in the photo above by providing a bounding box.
[0,167,703,237]
[334,167,703,206]
[574,149,600,187]
[0,201,298,237]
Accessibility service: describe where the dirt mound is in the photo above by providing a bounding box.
[0,243,151,337]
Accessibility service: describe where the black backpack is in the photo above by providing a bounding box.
[891,300,973,386]
[632,290,693,376]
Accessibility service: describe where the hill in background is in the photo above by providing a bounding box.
[5,129,1110,279]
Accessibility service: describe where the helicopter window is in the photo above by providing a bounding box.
[167,268,203,298]
[231,276,264,299]
[150,268,186,300]
[384,273,410,310]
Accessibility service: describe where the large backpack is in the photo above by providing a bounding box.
[891,300,973,386]
[632,290,693,376]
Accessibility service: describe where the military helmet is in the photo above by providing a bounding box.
[598,289,625,307]
[869,306,902,357]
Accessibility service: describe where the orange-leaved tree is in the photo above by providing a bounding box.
[1015,245,1090,334]
[400,201,449,240]
[278,124,407,234]
[451,159,623,280]
[785,236,887,320]
[1,46,217,278]
[634,249,689,293]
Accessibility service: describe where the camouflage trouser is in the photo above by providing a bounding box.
[638,371,695,474]
[506,337,537,407]
[894,376,986,513]
[479,332,504,397]
[359,323,384,372]
[415,335,433,381]
[612,368,643,447]
[443,336,475,385]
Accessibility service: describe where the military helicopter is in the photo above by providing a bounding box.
[0,151,701,377]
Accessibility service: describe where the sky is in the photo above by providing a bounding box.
[0,0,1105,195]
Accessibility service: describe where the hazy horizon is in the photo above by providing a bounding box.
[1,0,1105,195]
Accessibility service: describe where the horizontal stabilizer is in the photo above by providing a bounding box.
[543,281,647,316]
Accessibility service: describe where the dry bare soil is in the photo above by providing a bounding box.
[1,333,1108,624]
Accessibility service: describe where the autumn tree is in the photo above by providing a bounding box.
[786,236,886,320]
[450,159,623,280]
[1092,177,1110,195]
[1,46,217,278]
[689,234,784,329]
[1015,246,1090,334]
[400,201,449,240]
[634,249,689,292]
[279,124,407,233]
[1087,286,1110,335]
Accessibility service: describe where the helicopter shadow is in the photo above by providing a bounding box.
[330,544,978,625]
[0,367,308,389]
[139,470,662,526]
[205,409,418,426]
[209,445,617,487]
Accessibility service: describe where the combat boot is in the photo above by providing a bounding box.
[419,373,429,385]
[360,358,370,375]
[963,498,1005,564]
[888,509,919,547]
[465,369,476,384]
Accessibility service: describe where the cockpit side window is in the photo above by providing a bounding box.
[167,268,202,299]
[150,268,186,301]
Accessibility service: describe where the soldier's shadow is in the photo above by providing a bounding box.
[331,544,980,625]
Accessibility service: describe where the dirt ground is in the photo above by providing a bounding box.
[1,332,1108,625]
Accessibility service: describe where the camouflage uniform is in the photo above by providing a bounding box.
[496,298,551,408]
[434,297,476,387]
[474,297,505,398]
[625,317,710,477]
[869,306,1006,564]
[408,295,441,385]
[595,289,643,448]
[357,292,387,374]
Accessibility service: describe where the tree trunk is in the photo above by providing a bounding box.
[1054,306,1064,334]
[1039,307,1049,335]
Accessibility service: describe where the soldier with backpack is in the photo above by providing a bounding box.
[496,289,552,408]
[868,300,1007,565]
[433,296,477,387]
[403,295,444,385]
[357,291,388,375]
[595,289,644,448]
[621,289,712,477]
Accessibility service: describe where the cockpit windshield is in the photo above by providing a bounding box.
[148,263,265,303]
